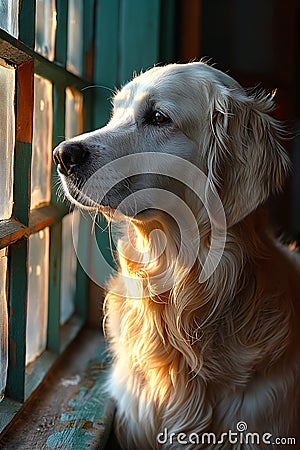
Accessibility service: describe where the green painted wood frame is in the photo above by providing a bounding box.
[0,0,94,433]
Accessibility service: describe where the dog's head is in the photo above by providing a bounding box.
[53,62,290,227]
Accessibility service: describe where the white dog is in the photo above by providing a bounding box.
[54,62,300,449]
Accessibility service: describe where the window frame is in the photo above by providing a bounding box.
[0,0,92,432]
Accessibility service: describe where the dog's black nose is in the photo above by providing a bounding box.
[53,142,89,176]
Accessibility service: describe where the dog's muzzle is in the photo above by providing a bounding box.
[53,141,90,176]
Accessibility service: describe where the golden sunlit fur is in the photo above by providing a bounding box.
[55,62,300,449]
[103,64,300,450]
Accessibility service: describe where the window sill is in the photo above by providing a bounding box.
[0,327,114,449]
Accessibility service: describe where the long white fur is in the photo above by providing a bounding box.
[59,62,300,449]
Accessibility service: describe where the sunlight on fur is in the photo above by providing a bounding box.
[53,61,300,450]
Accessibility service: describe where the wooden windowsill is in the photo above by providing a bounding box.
[0,327,115,449]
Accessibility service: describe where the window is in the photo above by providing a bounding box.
[26,228,50,365]
[0,0,91,432]
[31,74,53,209]
[0,63,15,220]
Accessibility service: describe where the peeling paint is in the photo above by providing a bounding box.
[46,352,115,449]
[60,375,81,387]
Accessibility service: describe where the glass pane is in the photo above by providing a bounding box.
[35,0,57,61]
[0,248,8,402]
[0,0,19,38]
[65,88,83,139]
[67,0,83,76]
[60,212,79,324]
[31,75,53,209]
[26,229,50,365]
[0,63,15,220]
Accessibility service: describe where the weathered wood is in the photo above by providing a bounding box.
[0,219,26,249]
[51,84,67,207]
[47,222,63,354]
[59,315,84,353]
[14,60,33,226]
[6,240,28,403]
[55,0,68,68]
[26,316,84,401]
[74,216,91,322]
[0,31,31,65]
[0,30,89,92]
[16,61,34,143]
[1,329,115,450]
[0,398,22,434]
[29,204,66,233]
[19,0,36,49]
[0,206,67,249]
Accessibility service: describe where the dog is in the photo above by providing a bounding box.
[53,62,300,449]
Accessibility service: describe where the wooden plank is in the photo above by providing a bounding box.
[13,141,31,226]
[55,0,69,67]
[0,219,26,249]
[16,61,34,144]
[34,58,88,90]
[0,29,89,91]
[59,315,85,353]
[6,240,28,403]
[52,84,67,206]
[19,0,36,49]
[119,0,161,83]
[43,333,114,450]
[0,31,32,65]
[14,60,33,226]
[47,222,63,354]
[1,329,114,449]
[74,217,91,321]
[29,204,66,233]
[0,398,22,435]
[0,206,66,250]
[25,351,57,401]
[46,370,114,449]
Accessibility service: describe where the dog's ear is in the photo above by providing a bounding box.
[205,90,290,227]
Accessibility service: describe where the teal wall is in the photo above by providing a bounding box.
[92,0,176,278]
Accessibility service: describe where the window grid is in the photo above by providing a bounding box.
[0,0,93,432]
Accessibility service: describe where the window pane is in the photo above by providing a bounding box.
[65,88,83,139]
[26,229,50,365]
[0,248,8,402]
[60,212,79,324]
[31,75,53,209]
[35,0,57,61]
[0,63,15,220]
[0,0,19,38]
[67,0,83,76]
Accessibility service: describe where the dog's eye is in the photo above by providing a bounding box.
[150,111,170,125]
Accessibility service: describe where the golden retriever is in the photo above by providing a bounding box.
[53,62,300,449]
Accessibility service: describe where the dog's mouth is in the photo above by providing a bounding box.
[59,171,152,223]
